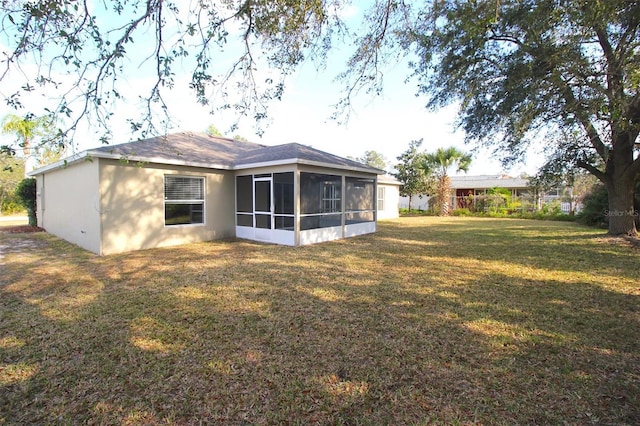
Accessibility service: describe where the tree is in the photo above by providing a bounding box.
[233,135,249,142]
[36,145,67,168]
[1,114,54,175]
[351,150,388,170]
[15,177,37,226]
[378,1,637,235]
[393,139,431,211]
[0,1,344,144]
[0,155,25,214]
[422,147,472,216]
[205,125,223,137]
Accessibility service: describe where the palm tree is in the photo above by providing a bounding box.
[423,147,472,216]
[1,114,52,175]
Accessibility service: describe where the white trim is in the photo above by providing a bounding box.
[28,151,91,176]
[235,226,295,246]
[345,221,376,238]
[163,175,206,227]
[234,158,380,174]
[31,151,382,177]
[299,225,343,245]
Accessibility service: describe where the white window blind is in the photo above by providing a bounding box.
[164,176,204,201]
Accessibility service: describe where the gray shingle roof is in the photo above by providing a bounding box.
[234,142,382,173]
[33,132,382,175]
[89,132,266,169]
[450,174,530,189]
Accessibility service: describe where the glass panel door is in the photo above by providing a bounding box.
[254,178,272,230]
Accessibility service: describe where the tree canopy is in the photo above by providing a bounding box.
[399,0,640,234]
[393,139,432,211]
[0,0,347,142]
[351,150,388,170]
[1,114,55,174]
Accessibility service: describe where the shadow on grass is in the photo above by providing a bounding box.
[1,218,639,424]
[373,217,639,281]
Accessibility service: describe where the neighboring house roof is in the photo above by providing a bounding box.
[450,174,530,189]
[377,174,402,186]
[30,132,382,175]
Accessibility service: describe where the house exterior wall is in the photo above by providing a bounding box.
[99,160,235,255]
[36,159,102,254]
[377,183,400,220]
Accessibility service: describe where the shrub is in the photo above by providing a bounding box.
[15,177,37,226]
[452,208,472,216]
[577,184,609,228]
[1,201,25,215]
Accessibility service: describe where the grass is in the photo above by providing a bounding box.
[1,217,639,425]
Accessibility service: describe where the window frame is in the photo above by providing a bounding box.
[377,186,385,211]
[164,175,205,227]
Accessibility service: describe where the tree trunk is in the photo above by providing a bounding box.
[26,208,37,227]
[437,175,451,216]
[606,177,637,236]
[408,194,413,212]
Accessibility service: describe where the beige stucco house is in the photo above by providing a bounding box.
[30,132,390,255]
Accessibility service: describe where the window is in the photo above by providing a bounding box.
[164,176,204,226]
[322,183,340,213]
[300,173,342,230]
[377,186,385,211]
[274,172,294,230]
[236,175,254,227]
[345,177,375,224]
[300,173,342,214]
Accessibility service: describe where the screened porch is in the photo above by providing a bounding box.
[235,169,377,245]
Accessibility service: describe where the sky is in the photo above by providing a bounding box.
[0,1,546,177]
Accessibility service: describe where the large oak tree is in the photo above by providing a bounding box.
[410,0,640,235]
[1,0,639,235]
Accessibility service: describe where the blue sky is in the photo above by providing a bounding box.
[0,1,545,176]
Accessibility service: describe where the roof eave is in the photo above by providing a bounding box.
[28,151,91,176]
[85,151,234,171]
[234,158,381,174]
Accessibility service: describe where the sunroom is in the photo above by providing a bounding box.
[234,167,378,246]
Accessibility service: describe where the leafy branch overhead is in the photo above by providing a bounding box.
[0,0,345,142]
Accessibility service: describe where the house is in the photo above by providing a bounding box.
[376,175,401,220]
[399,174,566,212]
[450,175,531,210]
[30,132,393,255]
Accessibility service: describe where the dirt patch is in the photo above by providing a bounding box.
[0,228,47,265]
[1,225,45,234]
[596,235,640,250]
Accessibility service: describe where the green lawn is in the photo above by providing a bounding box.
[1,217,638,425]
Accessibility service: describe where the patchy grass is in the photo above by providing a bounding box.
[1,217,638,425]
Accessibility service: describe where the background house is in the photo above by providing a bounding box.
[376,175,401,220]
[30,133,392,255]
[399,174,568,213]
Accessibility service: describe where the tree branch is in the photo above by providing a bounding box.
[576,160,607,183]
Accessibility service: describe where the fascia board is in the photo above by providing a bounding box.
[234,158,380,175]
